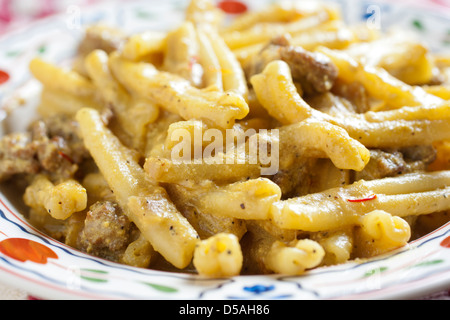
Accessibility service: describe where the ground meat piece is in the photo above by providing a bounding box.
[243,43,283,81]
[354,147,437,181]
[78,201,132,261]
[0,114,90,182]
[354,149,408,181]
[270,159,315,199]
[279,45,338,93]
[0,132,40,181]
[400,145,436,164]
[77,24,126,57]
[31,114,89,164]
[243,35,338,94]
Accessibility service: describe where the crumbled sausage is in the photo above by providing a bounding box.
[244,35,338,94]
[0,132,40,181]
[354,147,437,181]
[78,201,133,261]
[0,114,89,182]
[77,24,126,57]
[279,45,338,93]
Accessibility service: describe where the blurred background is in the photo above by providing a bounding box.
[1,0,449,36]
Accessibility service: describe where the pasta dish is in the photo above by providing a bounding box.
[0,0,449,277]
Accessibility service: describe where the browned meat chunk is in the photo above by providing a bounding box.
[354,147,436,181]
[0,132,40,181]
[244,36,338,94]
[0,115,89,182]
[78,201,133,261]
[279,45,338,93]
[77,24,126,57]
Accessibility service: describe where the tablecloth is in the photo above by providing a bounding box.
[0,0,449,300]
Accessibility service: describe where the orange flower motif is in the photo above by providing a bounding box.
[0,238,58,264]
[0,70,9,85]
[441,236,450,249]
[218,1,248,14]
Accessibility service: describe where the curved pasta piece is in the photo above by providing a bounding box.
[264,239,325,275]
[356,210,411,258]
[279,118,370,171]
[251,60,450,149]
[193,233,243,277]
[23,174,87,220]
[108,53,249,128]
[312,229,353,266]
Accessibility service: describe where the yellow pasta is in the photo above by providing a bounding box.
[312,229,353,266]
[29,58,97,97]
[163,21,203,87]
[23,174,87,220]
[252,60,450,149]
[108,52,249,128]
[270,171,450,232]
[264,239,325,275]
[37,87,104,118]
[355,210,411,258]
[121,31,167,62]
[344,34,435,85]
[85,49,159,150]
[196,27,223,90]
[1,0,449,278]
[193,232,243,277]
[76,107,199,269]
[120,233,156,268]
[187,178,281,220]
[278,119,370,171]
[203,28,248,99]
[317,46,442,110]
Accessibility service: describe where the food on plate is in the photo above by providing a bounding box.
[1,0,450,277]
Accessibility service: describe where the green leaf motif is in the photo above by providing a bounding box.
[135,9,156,19]
[363,266,388,277]
[412,259,444,268]
[412,19,424,31]
[80,269,109,283]
[37,45,47,54]
[6,51,20,57]
[142,282,178,293]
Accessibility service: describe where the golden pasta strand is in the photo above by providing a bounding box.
[76,108,199,269]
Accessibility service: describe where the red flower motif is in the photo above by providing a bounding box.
[0,238,58,264]
[218,0,248,14]
[440,236,450,248]
[0,70,10,85]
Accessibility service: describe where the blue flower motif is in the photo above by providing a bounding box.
[243,284,275,295]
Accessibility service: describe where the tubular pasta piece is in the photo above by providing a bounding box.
[203,27,248,99]
[317,46,442,110]
[252,60,450,149]
[190,178,282,220]
[30,58,96,97]
[270,171,450,231]
[109,53,248,128]
[76,108,199,269]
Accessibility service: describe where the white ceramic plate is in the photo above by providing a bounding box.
[0,0,450,300]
